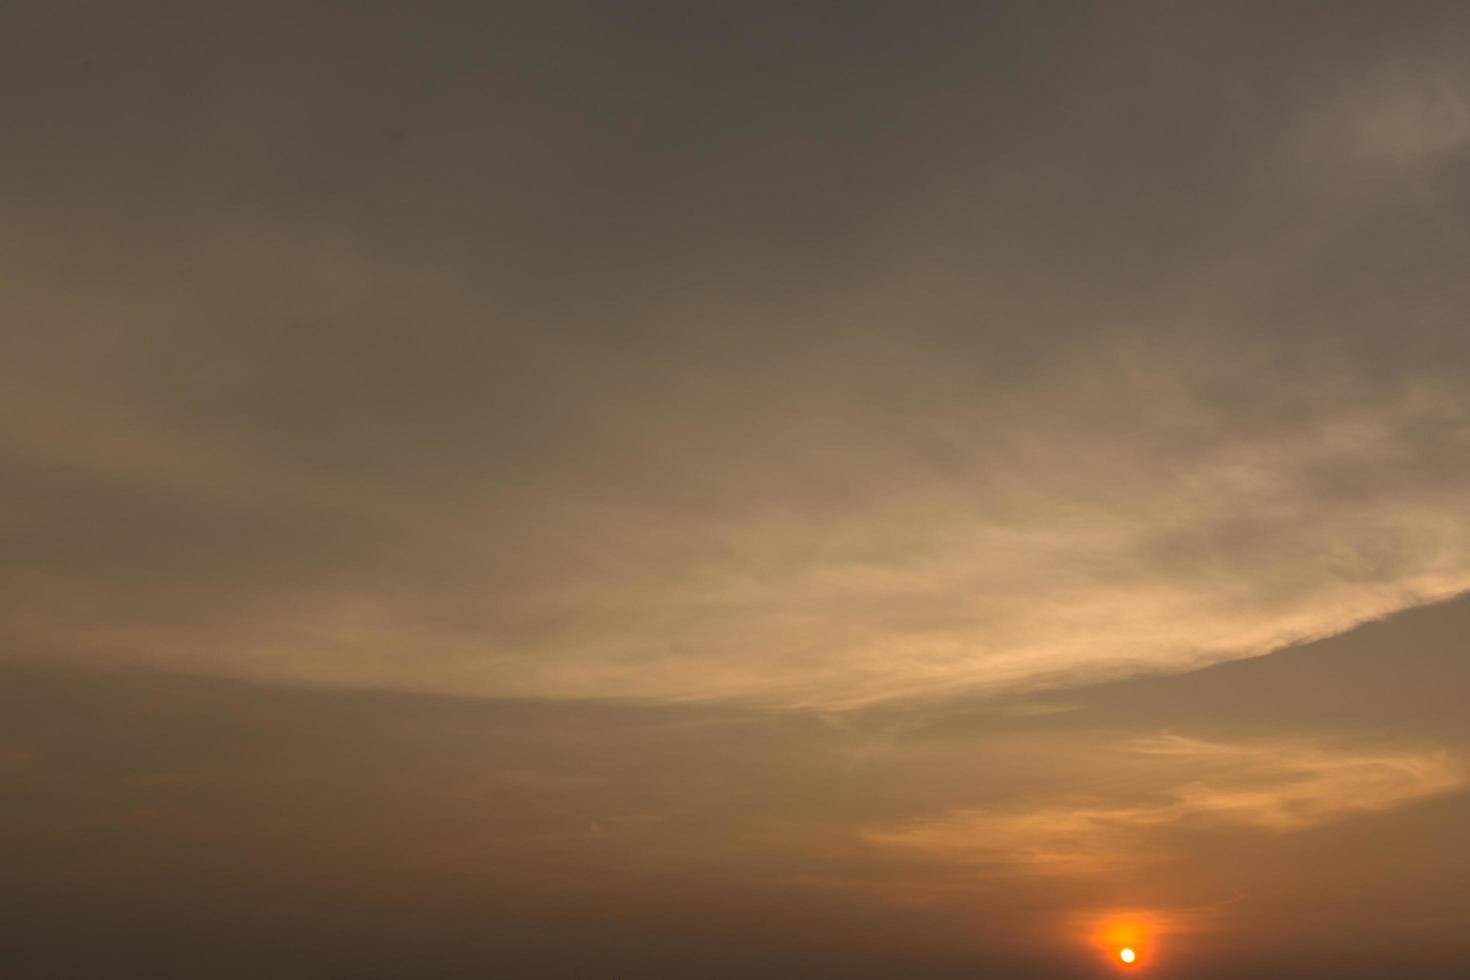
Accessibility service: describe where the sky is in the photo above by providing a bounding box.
[3,2,1469,977]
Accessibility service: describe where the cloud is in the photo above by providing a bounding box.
[2,3,1470,709]
[7,330,1468,708]
[1305,55,1470,171]
[865,736,1466,875]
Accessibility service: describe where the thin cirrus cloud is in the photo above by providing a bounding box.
[4,326,1468,709]
[864,735,1466,875]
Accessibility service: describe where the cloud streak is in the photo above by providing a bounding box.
[865,735,1466,874]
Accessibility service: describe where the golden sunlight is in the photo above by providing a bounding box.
[1086,914,1156,969]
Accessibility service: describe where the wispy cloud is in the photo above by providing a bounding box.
[865,736,1466,875]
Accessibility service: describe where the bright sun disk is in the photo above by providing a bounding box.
[1120,948,1136,964]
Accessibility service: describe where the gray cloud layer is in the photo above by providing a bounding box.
[4,2,1470,707]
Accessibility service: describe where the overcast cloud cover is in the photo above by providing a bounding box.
[3,3,1470,977]
[5,1,1470,708]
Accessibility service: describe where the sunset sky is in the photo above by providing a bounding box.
[4,3,1470,977]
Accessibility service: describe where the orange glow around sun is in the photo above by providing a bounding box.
[1088,914,1156,969]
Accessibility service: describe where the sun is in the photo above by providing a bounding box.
[1082,911,1163,970]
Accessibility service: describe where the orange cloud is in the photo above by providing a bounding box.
[865,736,1465,875]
